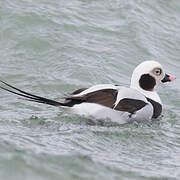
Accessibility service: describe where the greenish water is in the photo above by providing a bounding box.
[0,0,180,179]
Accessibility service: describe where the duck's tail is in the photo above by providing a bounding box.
[0,80,67,107]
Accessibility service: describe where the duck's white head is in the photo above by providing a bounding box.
[130,61,175,102]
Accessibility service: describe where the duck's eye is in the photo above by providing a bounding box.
[154,68,162,76]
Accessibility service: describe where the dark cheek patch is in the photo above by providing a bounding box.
[139,74,156,91]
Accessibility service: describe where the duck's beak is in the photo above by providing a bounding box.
[161,74,176,83]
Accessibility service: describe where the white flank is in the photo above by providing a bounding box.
[67,102,153,124]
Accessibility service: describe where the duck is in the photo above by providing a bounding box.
[0,61,175,124]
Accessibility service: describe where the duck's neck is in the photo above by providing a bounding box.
[130,85,161,104]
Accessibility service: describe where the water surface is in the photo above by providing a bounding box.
[0,0,180,179]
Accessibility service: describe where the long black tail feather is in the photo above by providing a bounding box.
[0,80,67,107]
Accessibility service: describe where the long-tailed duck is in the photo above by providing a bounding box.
[0,61,175,124]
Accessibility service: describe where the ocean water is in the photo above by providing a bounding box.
[0,0,180,179]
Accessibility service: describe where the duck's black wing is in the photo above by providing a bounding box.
[65,87,148,115]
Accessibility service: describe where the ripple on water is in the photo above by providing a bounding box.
[0,0,180,180]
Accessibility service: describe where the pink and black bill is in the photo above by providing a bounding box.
[161,74,175,83]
